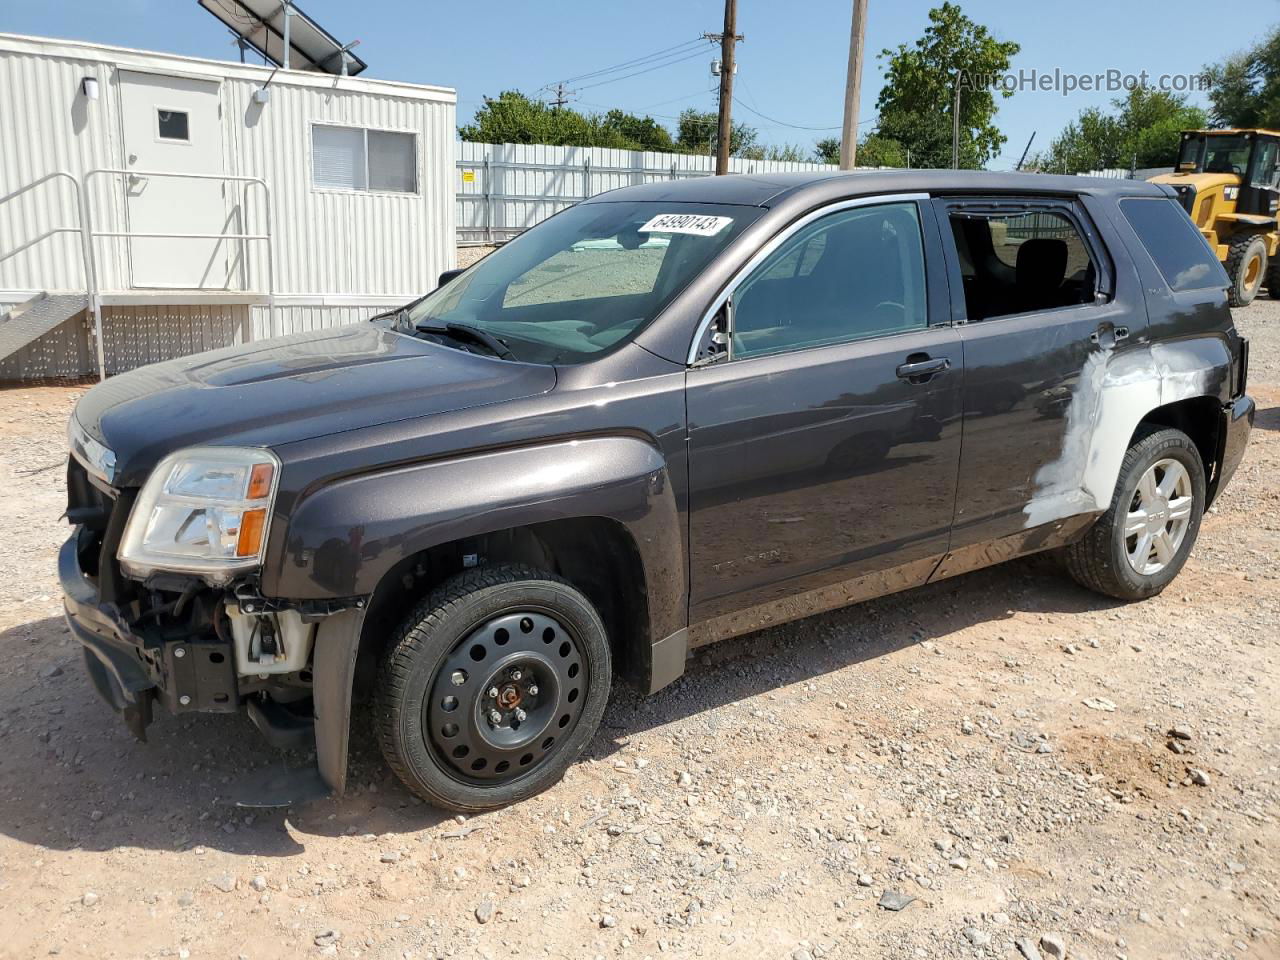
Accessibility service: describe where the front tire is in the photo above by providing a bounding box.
[374,564,611,812]
[1225,234,1267,307]
[1064,427,1206,601]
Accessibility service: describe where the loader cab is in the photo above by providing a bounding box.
[1177,130,1280,217]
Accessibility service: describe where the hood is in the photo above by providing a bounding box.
[74,323,557,485]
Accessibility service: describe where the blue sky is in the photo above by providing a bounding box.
[3,0,1275,166]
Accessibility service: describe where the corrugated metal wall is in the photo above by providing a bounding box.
[456,141,841,243]
[0,48,126,293]
[221,76,455,298]
[0,34,455,303]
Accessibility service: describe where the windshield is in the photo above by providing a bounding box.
[1178,134,1252,175]
[402,201,761,363]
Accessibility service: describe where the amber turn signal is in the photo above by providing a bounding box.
[247,462,275,500]
[236,507,268,557]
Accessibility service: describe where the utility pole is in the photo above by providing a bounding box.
[840,0,868,170]
[550,82,572,111]
[951,72,962,169]
[1015,131,1035,171]
[705,1,742,176]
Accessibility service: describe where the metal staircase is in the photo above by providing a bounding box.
[0,292,88,365]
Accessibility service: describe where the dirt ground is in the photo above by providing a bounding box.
[0,298,1276,960]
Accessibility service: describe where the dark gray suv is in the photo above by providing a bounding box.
[61,171,1254,811]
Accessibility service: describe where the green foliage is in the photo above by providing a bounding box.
[458,91,675,151]
[814,137,841,164]
[675,108,759,156]
[596,109,676,152]
[461,92,828,160]
[856,134,907,168]
[740,142,809,162]
[874,2,1020,169]
[1034,86,1208,173]
[1205,27,1280,129]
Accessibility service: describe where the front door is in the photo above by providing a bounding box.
[118,71,228,288]
[686,198,964,630]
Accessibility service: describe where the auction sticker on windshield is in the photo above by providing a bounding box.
[638,213,734,237]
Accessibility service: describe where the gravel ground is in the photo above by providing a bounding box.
[0,299,1276,960]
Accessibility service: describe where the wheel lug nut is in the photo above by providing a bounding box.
[450,670,467,687]
[510,669,523,681]
[514,708,527,722]
[488,710,502,724]
[487,686,499,698]
[527,684,538,696]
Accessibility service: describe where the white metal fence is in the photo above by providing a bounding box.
[456,141,840,245]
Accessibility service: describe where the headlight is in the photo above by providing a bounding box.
[118,447,280,584]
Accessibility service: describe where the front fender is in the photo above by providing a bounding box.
[263,435,686,643]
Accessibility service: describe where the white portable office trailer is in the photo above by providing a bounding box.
[0,32,456,380]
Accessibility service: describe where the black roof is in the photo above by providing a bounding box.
[585,169,1168,208]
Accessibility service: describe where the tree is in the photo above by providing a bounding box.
[741,143,809,162]
[856,134,907,167]
[813,134,905,167]
[597,109,677,152]
[814,137,841,164]
[874,2,1020,168]
[675,108,759,156]
[459,91,679,151]
[458,91,595,146]
[1205,27,1280,129]
[1034,86,1207,173]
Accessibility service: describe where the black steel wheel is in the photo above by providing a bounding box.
[375,564,611,812]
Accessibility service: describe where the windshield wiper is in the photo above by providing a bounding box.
[414,321,516,361]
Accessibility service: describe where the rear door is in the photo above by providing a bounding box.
[118,70,229,289]
[931,196,1139,561]
[685,195,963,626]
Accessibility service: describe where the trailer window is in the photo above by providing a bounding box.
[312,124,417,194]
[1120,198,1229,292]
[157,110,189,142]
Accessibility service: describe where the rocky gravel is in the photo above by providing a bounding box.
[0,300,1276,959]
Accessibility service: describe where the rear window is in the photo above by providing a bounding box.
[1120,198,1228,293]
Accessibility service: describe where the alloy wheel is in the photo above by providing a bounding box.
[1124,457,1194,576]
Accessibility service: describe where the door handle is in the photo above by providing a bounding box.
[1089,324,1129,346]
[896,355,950,383]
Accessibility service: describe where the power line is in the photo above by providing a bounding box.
[552,38,706,87]
[575,47,712,92]
[732,96,846,131]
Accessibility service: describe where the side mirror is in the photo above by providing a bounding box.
[437,268,465,289]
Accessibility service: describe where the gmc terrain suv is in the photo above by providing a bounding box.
[62,171,1254,812]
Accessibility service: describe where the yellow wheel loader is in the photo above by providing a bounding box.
[1150,129,1280,307]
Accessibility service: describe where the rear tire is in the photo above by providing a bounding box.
[1266,258,1280,299]
[1225,234,1267,307]
[1064,427,1205,601]
[374,564,611,812]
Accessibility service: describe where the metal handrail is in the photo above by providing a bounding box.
[82,168,277,379]
[0,172,91,286]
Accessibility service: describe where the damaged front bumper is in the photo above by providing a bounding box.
[59,527,241,739]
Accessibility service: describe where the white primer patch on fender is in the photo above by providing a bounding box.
[1023,342,1219,528]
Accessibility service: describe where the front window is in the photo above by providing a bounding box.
[404,201,760,363]
[1178,134,1252,176]
[730,201,928,359]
